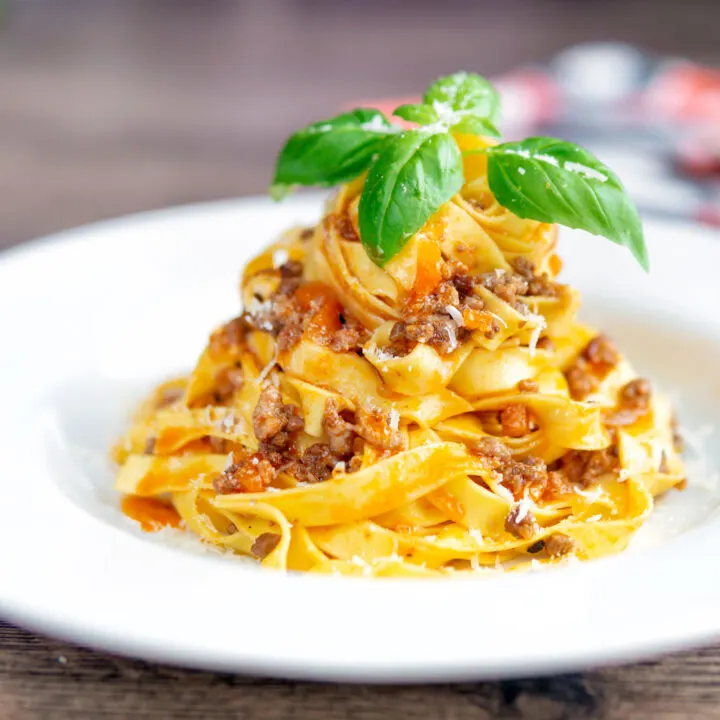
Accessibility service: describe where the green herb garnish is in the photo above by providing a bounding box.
[271,72,648,271]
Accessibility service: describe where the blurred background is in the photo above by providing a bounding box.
[2,0,719,250]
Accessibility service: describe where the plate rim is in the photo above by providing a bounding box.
[2,196,720,682]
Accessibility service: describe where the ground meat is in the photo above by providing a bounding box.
[510,257,559,297]
[290,400,365,484]
[605,378,652,427]
[329,314,371,353]
[404,317,436,344]
[293,443,340,483]
[501,456,548,497]
[387,314,469,357]
[252,384,304,451]
[387,262,503,357]
[276,319,304,351]
[322,399,356,456]
[470,436,548,498]
[565,335,620,400]
[517,379,539,393]
[209,316,250,357]
[479,269,529,310]
[356,404,405,451]
[565,365,600,401]
[557,446,619,488]
[279,260,303,279]
[213,453,275,494]
[332,213,359,243]
[544,470,574,497]
[250,532,281,559]
[510,257,535,278]
[469,436,513,464]
[536,336,555,352]
[544,533,575,558]
[585,335,620,369]
[505,501,540,539]
[144,436,156,454]
[500,404,539,438]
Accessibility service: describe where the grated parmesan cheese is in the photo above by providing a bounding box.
[257,348,279,384]
[272,248,289,268]
[445,304,464,327]
[388,408,400,431]
[514,498,533,522]
[219,412,237,433]
[526,312,547,358]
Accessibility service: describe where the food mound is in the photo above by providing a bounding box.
[114,152,685,576]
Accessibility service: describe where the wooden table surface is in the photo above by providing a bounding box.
[2,1,720,717]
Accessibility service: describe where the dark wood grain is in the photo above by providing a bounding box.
[5,620,720,720]
[2,1,720,718]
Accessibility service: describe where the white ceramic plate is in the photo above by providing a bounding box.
[2,196,720,683]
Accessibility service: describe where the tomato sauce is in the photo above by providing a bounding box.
[121,496,183,532]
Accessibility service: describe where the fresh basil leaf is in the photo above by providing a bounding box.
[424,72,501,125]
[393,103,439,125]
[271,109,394,194]
[358,130,464,265]
[485,137,648,270]
[450,114,501,138]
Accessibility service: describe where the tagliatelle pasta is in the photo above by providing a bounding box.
[113,132,685,577]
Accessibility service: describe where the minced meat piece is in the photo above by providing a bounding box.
[565,335,620,400]
[252,384,304,450]
[279,260,303,279]
[479,269,529,311]
[505,501,540,539]
[387,314,468,357]
[470,436,513,465]
[213,453,274,494]
[322,399,356,456]
[470,436,548,498]
[517,379,539,393]
[545,533,575,558]
[501,455,548,497]
[584,335,620,370]
[558,446,619,488]
[356,404,405,451]
[510,257,559,297]
[332,213,359,243]
[209,316,249,357]
[536,336,555,352]
[565,365,600,401]
[293,443,340,483]
[329,314,370,353]
[606,378,652,427]
[500,404,538,438]
[250,532,281,559]
[404,317,435,344]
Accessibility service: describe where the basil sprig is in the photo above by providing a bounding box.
[271,72,648,270]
